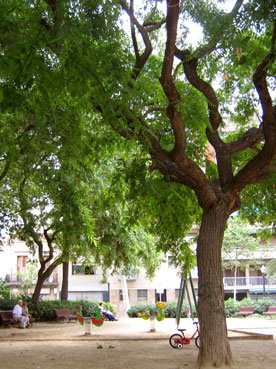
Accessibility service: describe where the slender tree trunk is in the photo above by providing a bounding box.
[197,206,233,368]
[31,274,45,304]
[31,263,60,303]
[61,261,69,300]
[121,274,131,313]
[32,270,51,303]
[234,251,238,302]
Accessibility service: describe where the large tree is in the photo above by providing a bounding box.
[1,1,276,367]
[89,1,275,367]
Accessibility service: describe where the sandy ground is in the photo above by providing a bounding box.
[0,317,276,369]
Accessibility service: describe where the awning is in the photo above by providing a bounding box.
[250,290,276,294]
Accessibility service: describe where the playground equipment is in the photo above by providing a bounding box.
[138,301,166,321]
[170,273,200,348]
[138,302,166,331]
[76,305,105,335]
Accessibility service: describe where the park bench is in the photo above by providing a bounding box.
[54,309,77,322]
[262,306,276,316]
[0,310,17,327]
[235,306,255,317]
[0,310,36,327]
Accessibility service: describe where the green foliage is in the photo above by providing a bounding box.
[0,298,110,322]
[224,297,276,317]
[240,173,276,233]
[127,303,158,318]
[163,302,190,318]
[224,298,241,317]
[127,302,189,318]
[253,298,276,314]
[102,301,115,314]
[237,298,255,308]
[222,216,261,271]
[0,279,10,300]
[266,260,276,278]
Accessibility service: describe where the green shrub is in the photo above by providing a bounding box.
[0,298,107,321]
[0,279,11,300]
[254,297,276,314]
[224,297,276,317]
[127,302,190,318]
[238,298,255,307]
[102,301,115,314]
[163,301,190,318]
[224,298,240,317]
[127,303,158,318]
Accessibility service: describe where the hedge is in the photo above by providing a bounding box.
[224,297,276,317]
[127,298,276,319]
[127,302,190,318]
[0,297,115,322]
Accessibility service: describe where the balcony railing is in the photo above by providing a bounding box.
[4,273,58,285]
[223,276,276,289]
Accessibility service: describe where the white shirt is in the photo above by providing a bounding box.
[13,304,22,316]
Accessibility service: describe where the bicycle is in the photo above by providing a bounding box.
[169,321,200,349]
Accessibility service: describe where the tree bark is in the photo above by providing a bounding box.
[31,261,61,303]
[61,261,69,300]
[197,206,233,368]
[31,269,52,303]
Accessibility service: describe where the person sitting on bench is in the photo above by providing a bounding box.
[13,300,29,328]
[99,302,118,321]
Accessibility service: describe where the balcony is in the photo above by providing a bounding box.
[223,276,276,293]
[4,273,58,287]
[117,273,137,281]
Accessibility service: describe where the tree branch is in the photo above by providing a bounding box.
[228,127,264,154]
[120,0,153,80]
[0,160,10,182]
[193,0,244,59]
[159,0,187,158]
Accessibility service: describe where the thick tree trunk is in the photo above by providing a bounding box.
[61,261,69,300]
[196,206,233,368]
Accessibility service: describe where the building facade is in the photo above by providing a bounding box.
[1,235,276,315]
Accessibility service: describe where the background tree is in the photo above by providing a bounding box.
[222,216,262,301]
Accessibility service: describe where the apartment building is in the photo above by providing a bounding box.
[223,235,276,301]
[1,235,276,315]
[0,237,58,300]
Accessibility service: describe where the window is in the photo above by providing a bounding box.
[119,290,130,301]
[17,256,27,273]
[119,290,123,301]
[17,256,27,282]
[168,256,176,269]
[72,264,95,275]
[137,289,148,301]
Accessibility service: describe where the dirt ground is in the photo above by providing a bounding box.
[0,317,276,369]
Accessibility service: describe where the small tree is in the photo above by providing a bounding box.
[266,259,276,281]
[222,217,262,301]
[0,279,10,300]
[16,261,38,297]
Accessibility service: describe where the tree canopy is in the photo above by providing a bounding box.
[1,1,276,368]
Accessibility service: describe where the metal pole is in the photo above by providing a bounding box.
[261,265,266,297]
[176,274,186,328]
